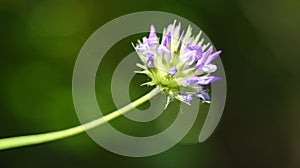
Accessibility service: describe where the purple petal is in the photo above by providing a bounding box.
[158,45,172,62]
[181,46,202,65]
[146,52,154,69]
[149,25,158,39]
[189,45,202,60]
[195,46,213,69]
[181,76,201,86]
[166,24,173,33]
[177,93,192,105]
[173,24,180,39]
[189,46,202,61]
[143,25,159,47]
[181,50,196,65]
[205,50,222,65]
[162,32,171,48]
[194,92,211,102]
[142,37,148,44]
[197,76,221,85]
[167,66,178,77]
[135,44,148,54]
[201,64,217,73]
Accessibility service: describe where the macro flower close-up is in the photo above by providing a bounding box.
[1,0,299,167]
[134,21,222,106]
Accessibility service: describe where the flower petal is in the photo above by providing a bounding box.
[167,66,178,77]
[189,45,202,61]
[201,64,217,73]
[135,44,148,54]
[180,46,202,66]
[176,93,192,105]
[146,52,154,69]
[194,92,211,102]
[181,50,196,65]
[162,32,171,48]
[142,25,159,47]
[157,45,172,63]
[205,50,222,65]
[181,76,201,86]
[197,76,221,85]
[166,24,173,34]
[173,23,181,40]
[195,46,213,69]
[149,25,159,46]
[170,23,181,53]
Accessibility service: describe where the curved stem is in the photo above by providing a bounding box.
[0,87,160,151]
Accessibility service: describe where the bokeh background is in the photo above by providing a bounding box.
[1,0,300,167]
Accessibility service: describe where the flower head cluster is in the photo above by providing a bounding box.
[133,21,222,106]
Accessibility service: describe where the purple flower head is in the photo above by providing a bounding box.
[134,20,222,105]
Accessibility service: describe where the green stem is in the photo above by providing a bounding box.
[0,87,160,151]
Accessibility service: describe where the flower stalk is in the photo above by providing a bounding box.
[0,87,160,151]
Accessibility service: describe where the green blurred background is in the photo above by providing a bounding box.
[1,0,300,167]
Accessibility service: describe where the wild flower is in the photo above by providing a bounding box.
[134,21,222,106]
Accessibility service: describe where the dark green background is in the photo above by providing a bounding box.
[1,0,299,167]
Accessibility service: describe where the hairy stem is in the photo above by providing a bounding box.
[0,87,160,151]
